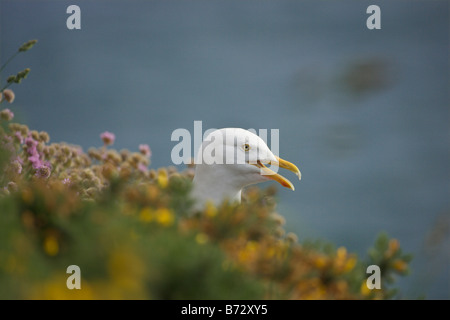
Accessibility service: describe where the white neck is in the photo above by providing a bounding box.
[192,164,245,208]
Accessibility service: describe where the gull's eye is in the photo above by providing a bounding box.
[243,144,250,151]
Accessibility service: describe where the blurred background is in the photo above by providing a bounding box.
[0,0,448,299]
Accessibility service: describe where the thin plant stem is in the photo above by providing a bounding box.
[0,82,13,92]
[0,51,19,73]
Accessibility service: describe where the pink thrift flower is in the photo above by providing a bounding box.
[14,131,24,144]
[138,163,148,173]
[25,135,43,169]
[75,147,83,155]
[28,154,41,168]
[139,144,151,158]
[2,89,15,103]
[25,136,38,148]
[100,131,115,146]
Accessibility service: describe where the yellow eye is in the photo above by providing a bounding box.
[243,144,250,151]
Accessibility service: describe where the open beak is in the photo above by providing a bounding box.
[252,156,301,191]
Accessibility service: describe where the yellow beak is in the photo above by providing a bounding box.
[253,156,301,191]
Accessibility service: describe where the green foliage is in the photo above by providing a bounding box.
[0,39,413,300]
[365,232,413,299]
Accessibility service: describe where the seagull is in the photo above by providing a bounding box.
[192,128,301,208]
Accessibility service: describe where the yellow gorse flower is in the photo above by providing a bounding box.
[385,238,400,258]
[30,276,96,300]
[334,246,356,273]
[360,281,372,296]
[157,169,168,188]
[155,207,174,227]
[195,233,209,245]
[204,201,217,218]
[392,259,408,272]
[139,207,154,223]
[238,241,259,263]
[43,235,59,256]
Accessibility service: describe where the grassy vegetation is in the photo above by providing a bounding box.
[0,40,412,299]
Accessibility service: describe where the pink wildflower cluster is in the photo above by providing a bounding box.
[24,134,51,178]
[139,144,151,158]
[138,144,151,173]
[100,131,115,146]
[137,163,148,173]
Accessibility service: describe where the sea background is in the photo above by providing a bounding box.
[1,0,448,299]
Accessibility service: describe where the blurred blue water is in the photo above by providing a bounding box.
[1,0,448,298]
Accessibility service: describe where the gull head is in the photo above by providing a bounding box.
[192,128,301,207]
